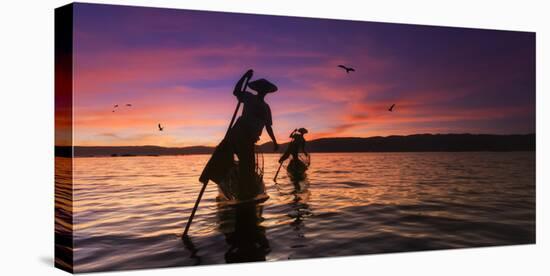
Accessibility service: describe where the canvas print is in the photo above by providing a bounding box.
[55,3,536,273]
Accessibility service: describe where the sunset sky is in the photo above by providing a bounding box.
[72,3,535,147]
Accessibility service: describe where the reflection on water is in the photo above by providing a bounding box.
[57,152,535,272]
[218,202,270,263]
[55,157,73,272]
[182,202,270,265]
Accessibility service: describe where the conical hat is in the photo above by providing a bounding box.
[298,128,308,134]
[248,78,277,93]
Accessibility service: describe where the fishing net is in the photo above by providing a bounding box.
[217,146,266,202]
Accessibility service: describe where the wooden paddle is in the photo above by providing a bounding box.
[183,74,251,237]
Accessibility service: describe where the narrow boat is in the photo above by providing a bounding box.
[286,153,310,181]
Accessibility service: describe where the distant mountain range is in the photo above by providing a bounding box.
[56,133,535,157]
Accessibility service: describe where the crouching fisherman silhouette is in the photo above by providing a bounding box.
[279,128,309,164]
[274,128,310,182]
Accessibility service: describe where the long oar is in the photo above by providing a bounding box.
[183,76,250,237]
[182,181,207,237]
[273,162,283,182]
[273,130,297,182]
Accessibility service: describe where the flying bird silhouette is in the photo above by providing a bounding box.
[338,65,355,73]
[113,104,119,108]
[388,104,396,112]
[126,104,132,107]
[158,123,164,131]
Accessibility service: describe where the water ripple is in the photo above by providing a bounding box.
[55,152,535,272]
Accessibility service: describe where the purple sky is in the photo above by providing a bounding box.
[71,3,535,147]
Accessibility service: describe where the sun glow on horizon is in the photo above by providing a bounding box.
[68,4,535,147]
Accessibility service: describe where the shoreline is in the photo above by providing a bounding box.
[55,133,535,158]
[60,150,536,158]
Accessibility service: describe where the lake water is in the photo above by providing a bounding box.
[55,152,535,272]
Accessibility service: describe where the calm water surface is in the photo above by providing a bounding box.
[56,152,535,272]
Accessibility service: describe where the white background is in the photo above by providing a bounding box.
[0,0,548,275]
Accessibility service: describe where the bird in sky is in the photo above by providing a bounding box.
[158,123,164,131]
[114,104,119,108]
[338,65,355,73]
[126,104,132,107]
[388,104,396,112]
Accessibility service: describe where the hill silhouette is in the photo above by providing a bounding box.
[57,133,535,157]
[258,133,535,153]
[67,145,213,157]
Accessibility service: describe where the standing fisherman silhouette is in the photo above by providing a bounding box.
[229,70,279,199]
[184,69,278,237]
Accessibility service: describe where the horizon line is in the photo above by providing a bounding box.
[66,132,536,148]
